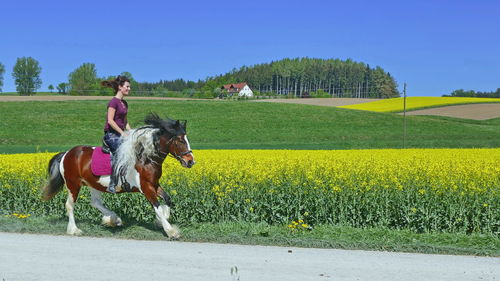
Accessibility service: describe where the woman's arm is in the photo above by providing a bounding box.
[107,107,125,135]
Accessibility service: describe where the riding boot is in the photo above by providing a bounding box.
[107,172,118,194]
[106,154,118,194]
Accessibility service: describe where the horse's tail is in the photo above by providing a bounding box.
[42,152,66,201]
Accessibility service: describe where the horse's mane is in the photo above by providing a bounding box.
[114,113,186,179]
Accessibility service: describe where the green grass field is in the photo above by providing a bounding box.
[1,99,499,153]
[339,96,500,112]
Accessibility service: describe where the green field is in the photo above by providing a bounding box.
[1,99,500,153]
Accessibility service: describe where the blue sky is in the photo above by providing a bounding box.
[1,0,498,96]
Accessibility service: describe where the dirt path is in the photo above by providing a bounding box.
[0,232,498,281]
[0,96,377,106]
[0,96,196,102]
[401,103,500,120]
[253,98,378,107]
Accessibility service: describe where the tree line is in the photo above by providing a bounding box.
[443,89,500,98]
[202,58,400,98]
[1,57,400,98]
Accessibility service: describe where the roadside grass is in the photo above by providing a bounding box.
[1,216,498,257]
[339,97,500,113]
[1,100,500,153]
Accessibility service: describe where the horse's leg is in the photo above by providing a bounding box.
[89,188,123,227]
[65,181,82,235]
[142,182,179,239]
[157,187,173,220]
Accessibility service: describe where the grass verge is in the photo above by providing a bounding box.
[1,216,498,257]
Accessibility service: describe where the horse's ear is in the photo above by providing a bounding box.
[144,112,161,126]
[181,120,187,130]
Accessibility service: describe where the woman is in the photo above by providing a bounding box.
[101,75,131,193]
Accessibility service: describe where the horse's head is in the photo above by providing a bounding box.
[145,113,195,168]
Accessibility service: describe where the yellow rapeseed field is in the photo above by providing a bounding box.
[338,97,500,113]
[1,149,498,234]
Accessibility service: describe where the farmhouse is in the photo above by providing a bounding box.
[221,82,254,97]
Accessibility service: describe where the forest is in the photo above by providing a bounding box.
[200,57,400,98]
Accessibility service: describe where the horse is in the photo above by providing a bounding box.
[41,113,195,239]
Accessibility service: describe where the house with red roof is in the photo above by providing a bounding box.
[220,82,254,97]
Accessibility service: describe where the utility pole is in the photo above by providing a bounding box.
[403,83,407,148]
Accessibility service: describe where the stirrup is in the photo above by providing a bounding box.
[107,185,117,194]
[118,171,131,192]
[122,182,131,192]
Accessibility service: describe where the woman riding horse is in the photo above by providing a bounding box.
[42,113,195,238]
[101,75,132,193]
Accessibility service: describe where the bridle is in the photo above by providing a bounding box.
[163,135,192,162]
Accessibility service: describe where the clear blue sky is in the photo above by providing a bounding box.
[1,0,498,96]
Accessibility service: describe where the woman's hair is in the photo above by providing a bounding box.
[101,75,130,93]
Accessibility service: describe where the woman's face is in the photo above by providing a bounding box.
[119,81,131,95]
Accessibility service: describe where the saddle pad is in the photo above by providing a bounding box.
[91,147,112,176]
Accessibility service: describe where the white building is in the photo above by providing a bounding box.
[221,82,254,97]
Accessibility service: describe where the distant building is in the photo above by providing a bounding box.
[221,82,253,97]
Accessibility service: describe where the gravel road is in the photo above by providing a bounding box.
[0,232,498,281]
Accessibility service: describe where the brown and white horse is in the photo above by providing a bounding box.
[41,114,195,238]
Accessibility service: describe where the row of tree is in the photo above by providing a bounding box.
[0,58,192,96]
[443,89,500,98]
[0,57,400,98]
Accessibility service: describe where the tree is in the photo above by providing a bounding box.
[68,63,98,95]
[0,62,5,92]
[48,84,54,92]
[12,57,42,95]
[56,83,68,94]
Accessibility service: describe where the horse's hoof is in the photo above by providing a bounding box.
[102,215,123,227]
[67,227,83,236]
[167,225,181,240]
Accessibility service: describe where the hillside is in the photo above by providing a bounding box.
[0,99,499,153]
